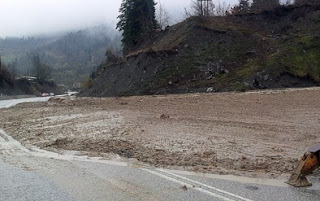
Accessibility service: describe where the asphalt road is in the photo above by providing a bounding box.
[0,159,75,201]
[1,97,320,201]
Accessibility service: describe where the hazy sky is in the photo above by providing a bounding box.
[0,0,241,37]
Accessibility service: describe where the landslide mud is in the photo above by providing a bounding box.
[1,88,320,179]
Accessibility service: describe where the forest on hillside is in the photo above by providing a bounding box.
[0,25,121,87]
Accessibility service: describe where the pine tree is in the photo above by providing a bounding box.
[117,0,158,54]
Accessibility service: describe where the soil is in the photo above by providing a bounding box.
[1,88,320,179]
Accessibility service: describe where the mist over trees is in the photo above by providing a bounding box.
[7,60,17,80]
[0,24,121,86]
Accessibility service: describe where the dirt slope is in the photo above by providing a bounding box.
[80,4,320,97]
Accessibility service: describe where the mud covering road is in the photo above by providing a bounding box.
[1,88,320,180]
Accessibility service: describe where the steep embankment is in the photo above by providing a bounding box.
[81,4,320,97]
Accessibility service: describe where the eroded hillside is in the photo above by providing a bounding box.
[81,4,320,97]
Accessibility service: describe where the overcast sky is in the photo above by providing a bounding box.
[0,0,242,37]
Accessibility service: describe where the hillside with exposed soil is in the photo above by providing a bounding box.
[80,4,320,97]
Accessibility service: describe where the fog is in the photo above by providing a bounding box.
[0,0,121,37]
[0,0,287,37]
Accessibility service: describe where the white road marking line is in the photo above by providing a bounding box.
[142,168,236,201]
[158,169,253,201]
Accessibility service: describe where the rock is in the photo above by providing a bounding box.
[243,82,251,87]
[206,74,214,80]
[219,68,229,74]
[253,79,260,88]
[203,151,216,156]
[207,87,214,93]
[168,81,173,85]
[180,185,188,191]
[263,75,269,81]
[184,44,189,48]
[160,114,170,119]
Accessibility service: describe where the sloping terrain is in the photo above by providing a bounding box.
[81,4,320,97]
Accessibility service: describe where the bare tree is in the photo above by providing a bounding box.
[7,60,18,79]
[204,0,215,16]
[231,0,251,15]
[185,0,215,17]
[215,1,231,16]
[156,1,170,30]
[32,55,52,81]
